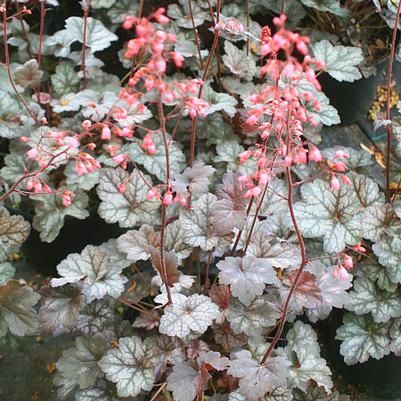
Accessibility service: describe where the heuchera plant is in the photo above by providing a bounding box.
[1,1,401,400]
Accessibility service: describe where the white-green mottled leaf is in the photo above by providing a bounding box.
[335,313,391,365]
[54,336,107,400]
[279,321,332,392]
[228,350,290,401]
[32,189,89,243]
[125,135,185,182]
[217,256,278,306]
[227,296,280,336]
[51,62,80,95]
[180,193,221,251]
[98,336,158,397]
[305,261,352,322]
[373,235,401,284]
[222,41,257,81]
[0,91,22,138]
[312,40,363,82]
[97,167,160,228]
[293,179,363,253]
[202,84,238,117]
[0,263,15,285]
[64,17,118,53]
[347,276,401,323]
[172,161,215,194]
[159,293,220,338]
[51,244,128,302]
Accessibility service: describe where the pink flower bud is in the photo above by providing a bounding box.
[27,148,38,159]
[333,265,349,280]
[341,175,351,185]
[82,120,92,130]
[163,191,173,205]
[101,127,111,140]
[62,191,74,207]
[118,183,126,193]
[330,175,340,191]
[343,254,353,270]
[332,162,347,172]
[146,188,160,201]
[309,145,322,162]
[174,193,187,207]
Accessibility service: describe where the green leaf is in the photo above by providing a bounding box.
[98,336,158,397]
[159,293,220,338]
[222,41,257,81]
[335,313,391,365]
[54,336,107,400]
[0,281,40,337]
[293,179,363,253]
[0,207,30,252]
[32,189,89,243]
[97,167,160,228]
[65,17,118,53]
[312,41,363,82]
[280,321,332,392]
[51,62,80,95]
[125,134,186,182]
[50,244,129,302]
[347,276,401,323]
[300,0,348,16]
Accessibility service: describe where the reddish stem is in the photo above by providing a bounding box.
[157,98,173,305]
[81,0,92,89]
[260,113,307,365]
[385,0,401,202]
[188,0,203,69]
[36,0,45,102]
[2,2,40,126]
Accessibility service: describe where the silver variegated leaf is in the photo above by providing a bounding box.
[347,276,401,323]
[293,179,363,253]
[98,336,158,397]
[97,168,160,228]
[335,312,391,365]
[54,336,107,400]
[50,244,129,302]
[159,293,220,338]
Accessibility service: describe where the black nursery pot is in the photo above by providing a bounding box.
[319,309,401,399]
[21,211,126,276]
[318,59,388,126]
